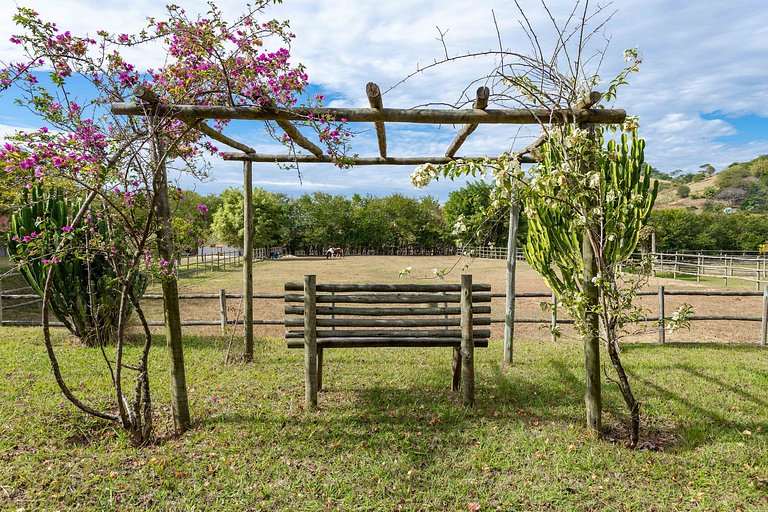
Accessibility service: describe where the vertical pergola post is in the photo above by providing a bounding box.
[243,161,254,362]
[503,197,519,366]
[579,96,602,436]
[151,121,191,433]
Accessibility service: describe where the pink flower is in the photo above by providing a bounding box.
[61,225,73,233]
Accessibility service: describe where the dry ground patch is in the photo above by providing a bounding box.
[137,255,766,345]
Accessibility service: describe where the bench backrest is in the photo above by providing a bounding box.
[284,278,492,348]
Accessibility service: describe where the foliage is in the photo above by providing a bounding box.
[676,184,690,198]
[0,1,351,443]
[7,186,147,347]
[649,209,768,252]
[211,187,286,248]
[443,180,528,247]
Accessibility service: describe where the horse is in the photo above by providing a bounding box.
[326,247,344,259]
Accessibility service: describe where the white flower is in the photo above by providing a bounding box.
[410,163,437,188]
[588,172,601,189]
[623,115,639,133]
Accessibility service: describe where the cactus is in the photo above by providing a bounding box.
[524,130,658,296]
[7,186,147,347]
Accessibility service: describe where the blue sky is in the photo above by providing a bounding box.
[2,0,768,201]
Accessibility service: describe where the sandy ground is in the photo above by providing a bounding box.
[134,255,767,345]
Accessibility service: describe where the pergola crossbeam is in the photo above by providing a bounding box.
[445,86,490,157]
[275,119,324,157]
[366,82,387,157]
[111,103,625,125]
[221,152,537,165]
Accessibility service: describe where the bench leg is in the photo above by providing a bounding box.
[461,339,475,406]
[317,347,324,392]
[305,338,318,409]
[451,346,461,391]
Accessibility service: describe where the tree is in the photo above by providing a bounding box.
[405,2,664,447]
[1,2,347,442]
[676,184,691,198]
[211,187,285,248]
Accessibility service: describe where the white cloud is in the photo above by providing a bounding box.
[2,0,768,198]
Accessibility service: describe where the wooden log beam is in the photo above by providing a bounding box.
[284,293,492,304]
[111,102,626,125]
[284,282,492,292]
[285,329,492,339]
[284,317,492,327]
[185,118,255,153]
[275,119,324,157]
[284,305,492,316]
[445,86,489,158]
[286,338,490,349]
[366,82,387,157]
[221,153,537,165]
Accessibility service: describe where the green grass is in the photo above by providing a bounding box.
[1,328,767,510]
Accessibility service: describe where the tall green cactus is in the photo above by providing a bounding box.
[7,186,147,347]
[525,131,658,296]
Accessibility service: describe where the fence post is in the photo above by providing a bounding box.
[761,288,768,347]
[658,285,665,344]
[219,288,227,334]
[697,253,701,283]
[460,274,474,406]
[551,290,557,342]
[673,253,678,280]
[304,274,318,409]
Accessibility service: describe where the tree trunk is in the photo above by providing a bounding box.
[606,336,640,448]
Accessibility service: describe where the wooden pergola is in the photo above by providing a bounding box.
[112,84,625,362]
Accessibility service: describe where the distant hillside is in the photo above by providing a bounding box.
[649,154,768,212]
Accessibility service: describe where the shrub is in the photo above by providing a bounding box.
[7,186,146,347]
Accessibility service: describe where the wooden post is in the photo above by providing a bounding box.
[304,275,318,409]
[673,253,678,280]
[243,161,254,362]
[503,198,519,366]
[150,115,190,433]
[460,274,474,406]
[697,254,701,283]
[761,288,768,347]
[582,230,602,435]
[551,290,557,342]
[658,285,665,344]
[219,288,227,334]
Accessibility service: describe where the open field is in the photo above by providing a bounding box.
[2,256,768,510]
[135,255,766,345]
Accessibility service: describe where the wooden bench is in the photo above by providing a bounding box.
[284,274,491,408]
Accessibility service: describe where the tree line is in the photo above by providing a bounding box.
[186,181,528,254]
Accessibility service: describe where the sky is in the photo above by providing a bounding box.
[1,0,768,201]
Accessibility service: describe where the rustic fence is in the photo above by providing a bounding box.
[649,252,768,290]
[4,285,766,346]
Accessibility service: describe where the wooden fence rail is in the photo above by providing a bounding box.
[646,252,768,290]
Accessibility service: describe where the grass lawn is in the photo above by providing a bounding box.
[1,326,767,510]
